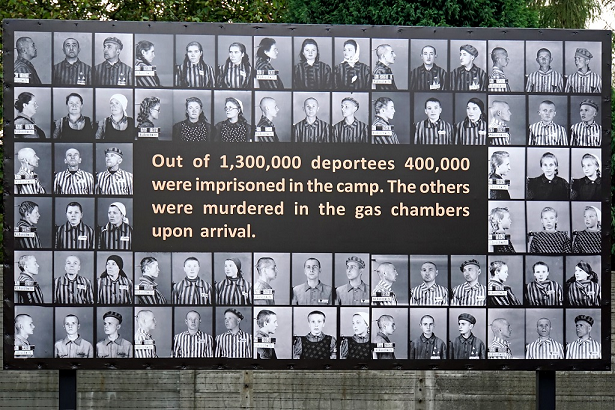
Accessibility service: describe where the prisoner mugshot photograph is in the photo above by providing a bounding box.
[569,96,602,147]
[526,147,570,201]
[524,255,565,306]
[486,40,525,92]
[412,92,454,145]
[372,307,408,359]
[371,92,411,144]
[524,309,564,359]
[488,201,526,254]
[487,95,527,146]
[526,202,572,254]
[253,91,293,142]
[524,41,564,93]
[409,39,449,92]
[253,307,293,359]
[134,34,174,87]
[527,95,569,146]
[254,36,292,89]
[14,250,53,304]
[14,87,52,140]
[96,197,134,251]
[14,142,52,194]
[211,90,253,143]
[570,202,602,254]
[53,197,95,250]
[338,307,371,360]
[570,148,601,202]
[52,251,95,305]
[15,306,53,358]
[95,306,133,358]
[370,254,409,306]
[51,88,95,140]
[213,252,253,306]
[408,255,449,306]
[449,255,487,307]
[134,306,173,358]
[564,41,602,94]
[52,32,93,86]
[96,251,134,305]
[214,306,253,359]
[216,36,253,90]
[291,91,332,143]
[487,308,525,359]
[172,307,214,358]
[565,255,601,307]
[174,35,216,89]
[408,307,447,360]
[170,89,213,142]
[95,142,134,195]
[486,255,524,307]
[565,308,602,359]
[54,306,94,359]
[253,253,291,305]
[488,147,526,200]
[448,40,487,91]
[453,93,488,145]
[134,252,172,305]
[93,33,133,86]
[134,89,173,141]
[290,253,334,305]
[334,253,371,306]
[170,252,213,306]
[447,308,487,360]
[372,38,409,91]
[330,93,370,144]
[14,31,52,85]
[293,36,334,90]
[94,89,135,141]
[15,197,53,249]
[292,306,338,359]
[333,37,372,91]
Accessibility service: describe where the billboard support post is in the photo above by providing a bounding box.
[536,370,555,410]
[59,369,77,410]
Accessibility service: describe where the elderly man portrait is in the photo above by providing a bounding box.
[54,255,94,304]
[451,259,486,306]
[15,147,45,195]
[255,97,280,142]
[15,36,42,84]
[173,310,213,358]
[410,315,447,359]
[526,317,564,359]
[53,148,94,195]
[55,314,94,358]
[134,310,157,358]
[566,314,601,359]
[53,37,92,85]
[372,262,398,305]
[95,147,134,195]
[215,308,253,358]
[292,257,333,305]
[54,202,95,249]
[293,97,331,143]
[94,36,132,86]
[488,318,513,359]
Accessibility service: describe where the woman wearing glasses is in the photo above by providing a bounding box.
[213,97,252,142]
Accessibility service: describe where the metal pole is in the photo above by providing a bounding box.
[536,370,556,410]
[59,369,77,410]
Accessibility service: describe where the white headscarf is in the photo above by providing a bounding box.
[110,94,128,116]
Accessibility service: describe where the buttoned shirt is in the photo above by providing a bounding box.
[55,335,94,358]
[14,56,42,84]
[293,117,331,143]
[526,337,564,359]
[332,118,369,143]
[96,335,133,358]
[94,59,132,86]
[526,69,564,92]
[54,221,95,250]
[450,282,486,306]
[336,281,369,305]
[565,70,601,93]
[253,279,275,306]
[489,337,512,359]
[95,168,134,195]
[53,169,94,195]
[172,277,212,305]
[410,282,448,306]
[528,121,568,145]
[410,333,447,359]
[450,64,487,91]
[53,58,92,85]
[292,281,332,305]
[373,331,395,359]
[570,121,601,147]
[215,329,253,358]
[292,332,337,359]
[54,274,94,304]
[371,280,397,305]
[566,337,601,359]
[174,330,214,358]
[450,333,486,359]
[410,64,447,91]
[525,280,563,306]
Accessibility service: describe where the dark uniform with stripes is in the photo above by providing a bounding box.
[450,64,487,91]
[136,275,167,304]
[372,61,397,91]
[528,122,568,146]
[525,279,563,306]
[332,119,369,143]
[54,274,94,304]
[293,61,332,90]
[372,116,399,144]
[95,169,134,195]
[16,273,44,304]
[54,222,95,249]
[567,281,600,307]
[15,219,42,249]
[572,230,600,254]
[174,62,216,88]
[53,169,94,195]
[255,116,279,142]
[455,118,487,145]
[488,279,521,306]
[565,70,601,93]
[53,59,92,85]
[217,62,252,89]
[529,231,572,253]
[334,61,371,90]
[93,60,132,86]
[255,57,283,89]
[135,58,160,87]
[215,276,252,305]
[172,278,212,305]
[410,64,447,91]
[414,119,454,145]
[293,118,331,143]
[97,274,133,304]
[97,222,132,250]
[14,56,42,84]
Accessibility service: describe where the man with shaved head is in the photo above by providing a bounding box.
[255,97,280,142]
[54,37,92,85]
[372,44,397,91]
[293,97,331,143]
[488,318,513,359]
[526,317,564,359]
[15,37,41,84]
[15,147,45,195]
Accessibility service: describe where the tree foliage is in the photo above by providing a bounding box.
[529,0,601,29]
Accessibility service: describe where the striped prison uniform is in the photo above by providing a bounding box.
[526,338,564,359]
[215,276,252,305]
[489,337,512,359]
[54,274,94,304]
[450,282,486,306]
[95,168,133,195]
[15,219,42,249]
[172,277,212,305]
[53,169,94,195]
[488,119,511,145]
[134,327,156,358]
[455,118,487,145]
[570,121,601,146]
[372,116,399,144]
[217,62,252,89]
[525,280,563,306]
[449,64,487,91]
[372,61,397,91]
[293,61,332,90]
[332,119,369,143]
[293,118,331,143]
[98,222,132,250]
[93,60,132,86]
[14,170,45,195]
[135,58,160,87]
[53,59,92,85]
[16,273,44,304]
[173,330,214,358]
[136,275,167,305]
[410,283,448,306]
[565,70,601,93]
[567,281,601,307]
[334,61,372,90]
[371,280,397,305]
[14,56,42,84]
[255,116,279,142]
[487,279,521,306]
[525,69,563,92]
[414,119,453,145]
[529,231,572,254]
[488,67,511,92]
[528,122,568,145]
[174,62,216,88]
[97,275,133,304]
[255,57,284,89]
[410,64,447,91]
[54,222,95,249]
[215,330,252,358]
[566,337,601,359]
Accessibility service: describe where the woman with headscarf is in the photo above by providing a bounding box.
[565,261,601,307]
[489,151,511,200]
[172,96,211,142]
[455,97,487,144]
[340,312,371,359]
[14,92,46,139]
[98,201,133,250]
[135,40,161,87]
[214,97,253,142]
[293,38,332,90]
[95,94,135,141]
[572,206,601,254]
[136,97,161,137]
[255,38,284,89]
[217,42,253,89]
[334,39,371,90]
[215,258,252,305]
[571,153,601,201]
[97,254,133,304]
[488,207,516,254]
[174,41,216,88]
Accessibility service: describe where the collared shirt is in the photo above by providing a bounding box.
[451,282,486,306]
[217,62,252,89]
[410,282,448,306]
[136,275,167,305]
[255,57,284,89]
[97,274,133,304]
[53,58,92,85]
[488,279,521,306]
[414,119,454,145]
[489,337,512,359]
[292,332,337,359]
[293,117,331,143]
[572,230,601,254]
[255,329,277,359]
[253,279,275,306]
[55,335,94,358]
[570,121,602,147]
[525,280,563,306]
[94,59,132,86]
[372,116,399,144]
[332,118,369,143]
[372,61,397,91]
[528,121,568,146]
[14,56,42,84]
[293,61,332,90]
[571,176,600,202]
[14,168,46,195]
[336,281,369,305]
[339,334,371,359]
[488,118,511,146]
[14,334,31,349]
[567,280,601,307]
[95,168,134,195]
[16,272,44,304]
[371,280,397,305]
[528,231,572,254]
[488,66,511,92]
[334,61,371,90]
[215,276,252,305]
[455,118,487,145]
[526,69,564,92]
[450,333,486,359]
[410,333,447,359]
[174,61,215,88]
[565,70,601,93]
[98,222,132,250]
[526,337,565,359]
[255,116,279,142]
[54,221,95,250]
[526,174,569,201]
[373,331,395,359]
[292,281,333,305]
[172,277,212,305]
[566,337,602,359]
[134,327,157,358]
[15,219,42,249]
[54,273,94,304]
[410,63,447,91]
[53,169,94,195]
[215,329,253,358]
[96,335,133,358]
[174,330,214,358]
[450,64,487,91]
